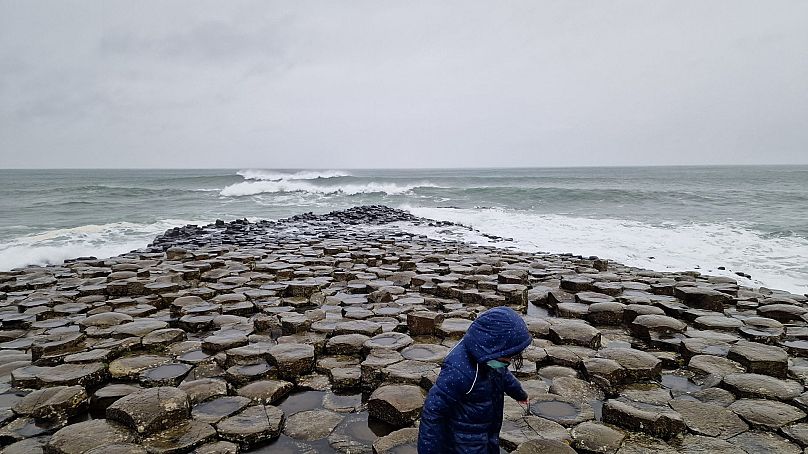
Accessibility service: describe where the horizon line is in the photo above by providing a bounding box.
[2,163,808,171]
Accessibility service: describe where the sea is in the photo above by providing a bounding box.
[1,166,806,295]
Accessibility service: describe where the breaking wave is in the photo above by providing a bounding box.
[236,169,351,181]
[399,205,808,295]
[220,180,435,197]
[0,219,195,270]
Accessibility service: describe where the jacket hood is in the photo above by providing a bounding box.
[463,307,532,363]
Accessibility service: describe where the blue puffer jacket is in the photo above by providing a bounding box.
[418,307,532,454]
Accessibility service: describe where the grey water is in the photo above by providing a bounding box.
[1,166,806,293]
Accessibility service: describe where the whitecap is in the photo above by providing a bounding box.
[0,219,197,271]
[398,205,808,295]
[220,180,436,197]
[236,169,350,181]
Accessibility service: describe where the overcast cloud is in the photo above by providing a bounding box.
[1,0,806,168]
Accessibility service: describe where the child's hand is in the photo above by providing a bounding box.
[517,398,530,416]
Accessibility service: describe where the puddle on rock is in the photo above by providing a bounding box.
[178,350,210,363]
[531,400,579,419]
[0,391,26,410]
[401,344,446,362]
[661,372,703,395]
[250,435,330,453]
[279,390,326,416]
[140,363,192,385]
[323,392,363,413]
[335,412,379,444]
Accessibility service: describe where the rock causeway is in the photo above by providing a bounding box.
[0,205,807,453]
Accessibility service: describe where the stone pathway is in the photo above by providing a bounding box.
[0,205,806,453]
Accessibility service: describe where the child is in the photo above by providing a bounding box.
[418,306,532,454]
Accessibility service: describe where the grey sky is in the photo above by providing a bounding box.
[1,1,806,168]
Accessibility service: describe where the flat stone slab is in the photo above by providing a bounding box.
[140,363,193,387]
[215,405,284,450]
[400,343,449,363]
[675,434,742,454]
[680,338,731,361]
[106,386,190,435]
[514,438,577,454]
[692,315,744,332]
[688,355,745,383]
[407,311,444,336]
[326,334,370,355]
[728,431,803,454]
[598,348,662,381]
[237,380,294,405]
[283,409,344,440]
[601,398,685,440]
[382,359,438,385]
[45,419,136,454]
[12,385,88,420]
[363,332,413,351]
[571,421,626,454]
[368,384,425,427]
[500,416,571,451]
[14,362,108,388]
[268,343,315,380]
[669,398,748,439]
[113,319,169,337]
[757,303,808,323]
[629,314,686,338]
[583,357,626,393]
[721,373,803,400]
[178,378,228,405]
[729,398,806,430]
[674,286,732,311]
[109,355,172,380]
[549,320,602,349]
[191,396,251,424]
[529,394,595,426]
[586,302,626,326]
[436,318,473,339]
[141,420,217,453]
[371,427,418,454]
[727,341,789,378]
[333,320,383,337]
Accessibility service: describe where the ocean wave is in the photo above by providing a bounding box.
[236,169,351,181]
[0,219,196,271]
[399,205,808,295]
[220,180,436,197]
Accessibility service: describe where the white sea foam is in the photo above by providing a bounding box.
[399,206,808,295]
[236,169,351,181]
[220,180,435,197]
[0,219,196,271]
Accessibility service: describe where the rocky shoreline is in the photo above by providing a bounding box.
[1,205,807,453]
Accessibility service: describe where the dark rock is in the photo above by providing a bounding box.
[283,409,343,440]
[215,405,285,450]
[106,387,190,435]
[669,398,747,439]
[729,399,805,430]
[367,384,425,427]
[44,419,135,454]
[727,341,789,378]
[601,398,685,440]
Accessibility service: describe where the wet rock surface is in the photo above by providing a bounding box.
[1,205,807,452]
